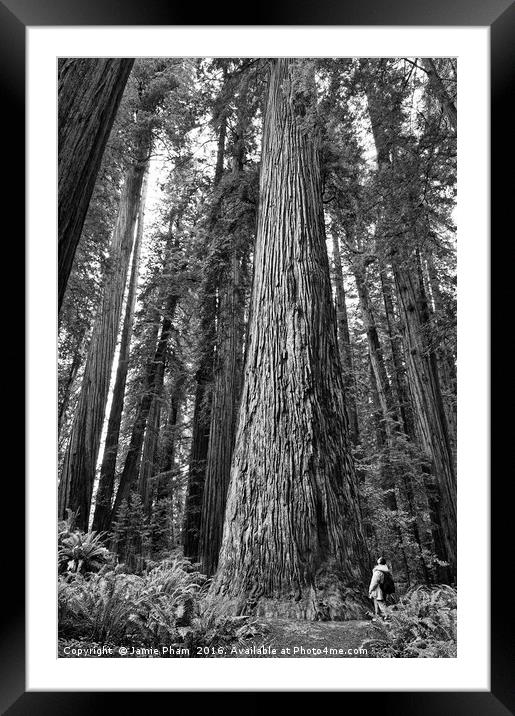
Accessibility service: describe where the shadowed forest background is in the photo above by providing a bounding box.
[58,57,457,658]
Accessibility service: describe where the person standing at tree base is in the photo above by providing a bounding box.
[369,557,394,621]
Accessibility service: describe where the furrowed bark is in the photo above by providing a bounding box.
[58,58,134,310]
[209,59,370,620]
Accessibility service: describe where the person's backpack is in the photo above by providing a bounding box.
[381,570,395,596]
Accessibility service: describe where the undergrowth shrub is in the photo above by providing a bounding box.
[183,615,269,657]
[58,557,207,646]
[363,584,457,657]
[58,509,112,575]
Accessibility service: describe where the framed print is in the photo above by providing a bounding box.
[4,0,510,711]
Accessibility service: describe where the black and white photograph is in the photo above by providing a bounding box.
[2,0,503,704]
[57,56,458,660]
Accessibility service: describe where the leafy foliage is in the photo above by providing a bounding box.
[362,584,457,657]
[58,510,111,575]
[58,557,206,645]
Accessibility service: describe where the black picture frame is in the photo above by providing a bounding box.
[7,0,509,712]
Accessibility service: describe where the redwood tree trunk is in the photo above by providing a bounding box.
[332,231,359,445]
[157,372,186,502]
[183,111,227,560]
[58,58,134,311]
[138,396,161,515]
[92,172,148,532]
[391,255,457,575]
[58,325,87,434]
[209,60,370,620]
[352,258,394,434]
[109,292,178,526]
[380,270,414,437]
[59,161,146,530]
[198,97,251,575]
[199,252,244,575]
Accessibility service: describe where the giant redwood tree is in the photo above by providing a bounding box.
[209,59,370,619]
[58,58,134,311]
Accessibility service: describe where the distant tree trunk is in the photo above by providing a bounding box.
[59,159,146,531]
[58,58,134,311]
[110,292,178,527]
[331,231,359,445]
[424,255,457,462]
[368,358,412,584]
[352,258,394,434]
[58,325,87,434]
[138,396,161,514]
[198,95,252,575]
[420,58,457,134]
[199,252,244,575]
[182,294,216,560]
[151,373,186,553]
[183,110,228,561]
[367,83,457,578]
[391,253,457,577]
[380,270,414,437]
[92,171,148,532]
[209,59,370,620]
[157,371,186,501]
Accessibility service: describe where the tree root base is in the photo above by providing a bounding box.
[204,580,369,621]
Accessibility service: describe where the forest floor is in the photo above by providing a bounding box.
[223,618,380,658]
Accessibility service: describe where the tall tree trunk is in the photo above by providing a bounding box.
[183,109,228,560]
[391,254,457,576]
[198,92,252,575]
[209,59,370,620]
[380,270,414,437]
[92,171,148,532]
[58,58,134,311]
[331,231,359,445]
[138,396,161,515]
[110,292,178,526]
[352,258,394,434]
[150,374,186,553]
[58,325,87,434]
[199,252,244,575]
[59,160,146,530]
[425,255,457,462]
[157,371,186,501]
